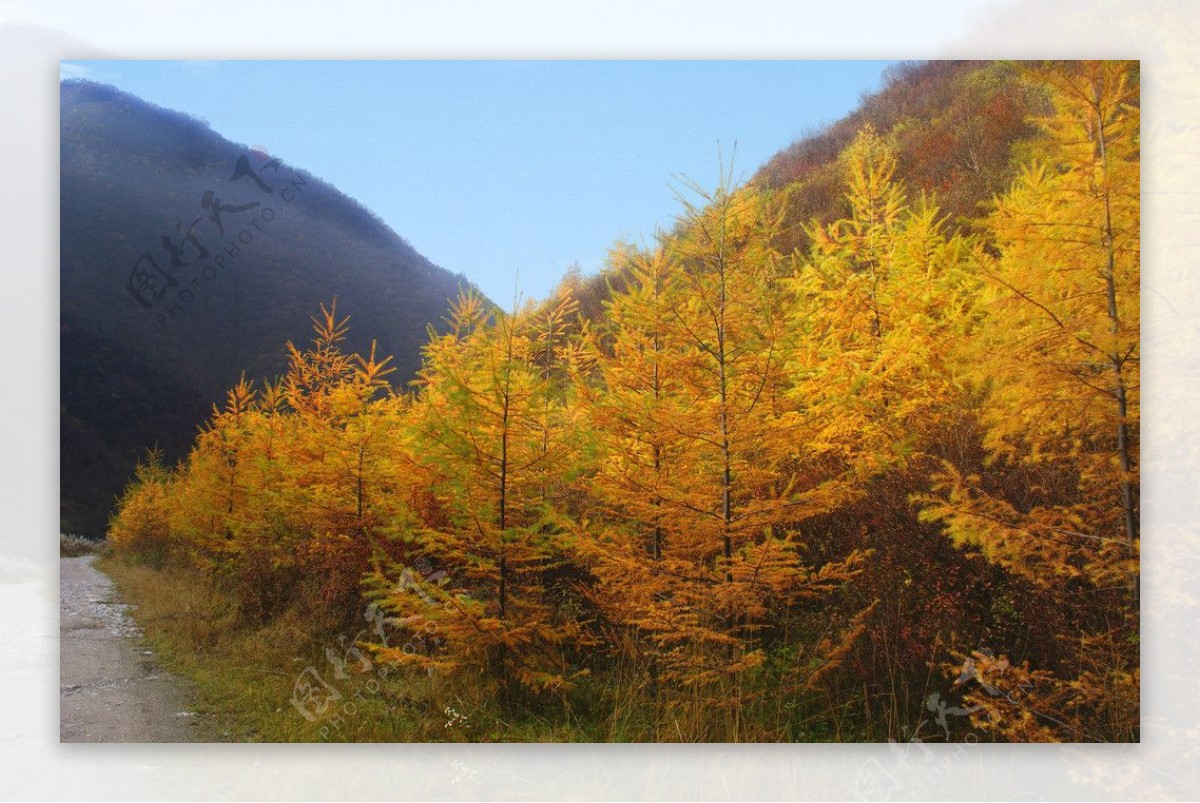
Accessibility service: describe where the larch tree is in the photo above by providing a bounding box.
[570,175,871,738]
[789,125,980,476]
[370,291,587,697]
[787,125,993,740]
[174,373,258,558]
[277,302,398,619]
[566,242,694,702]
[919,60,1140,742]
[107,446,176,566]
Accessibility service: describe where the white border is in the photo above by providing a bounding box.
[2,0,1196,799]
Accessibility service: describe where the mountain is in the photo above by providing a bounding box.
[754,60,1049,245]
[567,60,1054,322]
[61,80,480,537]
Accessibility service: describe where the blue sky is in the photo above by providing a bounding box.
[61,60,895,303]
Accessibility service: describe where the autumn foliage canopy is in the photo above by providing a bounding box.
[108,61,1139,742]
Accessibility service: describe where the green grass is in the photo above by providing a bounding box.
[99,555,417,741]
[98,554,878,742]
[98,555,581,741]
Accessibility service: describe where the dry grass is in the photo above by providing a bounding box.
[97,555,496,741]
[60,533,104,557]
[97,553,869,742]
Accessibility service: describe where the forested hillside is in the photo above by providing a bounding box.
[569,60,1051,322]
[61,81,476,536]
[105,61,1139,743]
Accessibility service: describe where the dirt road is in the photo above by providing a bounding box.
[60,555,205,742]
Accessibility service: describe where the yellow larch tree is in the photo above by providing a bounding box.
[919,60,1140,742]
[570,176,872,739]
[789,125,980,476]
[370,291,588,698]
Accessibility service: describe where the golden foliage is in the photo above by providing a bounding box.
[105,63,1138,742]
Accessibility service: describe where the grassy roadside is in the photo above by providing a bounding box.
[93,556,715,742]
[96,555,439,742]
[96,554,868,742]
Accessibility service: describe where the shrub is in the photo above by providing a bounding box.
[60,533,103,557]
[107,449,176,567]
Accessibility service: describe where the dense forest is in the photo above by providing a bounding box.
[103,60,1139,742]
[61,81,474,537]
